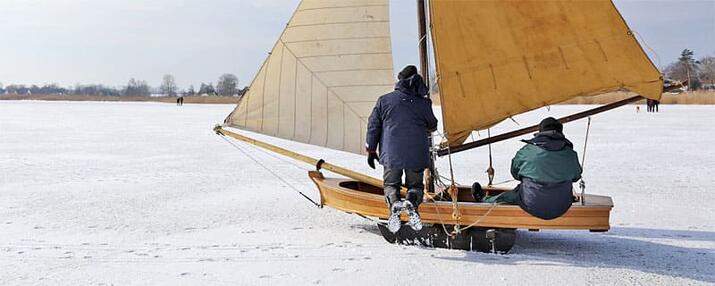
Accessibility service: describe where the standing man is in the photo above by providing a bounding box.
[472,117,582,220]
[366,65,438,233]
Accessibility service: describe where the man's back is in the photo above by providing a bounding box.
[511,130,582,220]
[366,75,437,170]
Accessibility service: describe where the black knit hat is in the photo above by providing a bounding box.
[398,65,418,80]
[539,117,563,133]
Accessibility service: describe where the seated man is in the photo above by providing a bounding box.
[472,117,582,220]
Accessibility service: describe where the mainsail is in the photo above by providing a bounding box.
[225,0,394,154]
[430,0,664,147]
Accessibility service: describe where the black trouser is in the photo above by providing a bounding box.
[383,168,424,208]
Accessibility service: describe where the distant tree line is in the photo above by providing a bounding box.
[0,73,248,97]
[663,49,715,90]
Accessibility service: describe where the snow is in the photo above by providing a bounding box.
[1,100,713,285]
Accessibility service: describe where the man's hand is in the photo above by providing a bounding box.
[367,151,379,169]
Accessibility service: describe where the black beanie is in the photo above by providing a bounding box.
[539,117,563,133]
[398,65,418,80]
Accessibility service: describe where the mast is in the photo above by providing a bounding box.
[418,0,435,192]
[418,0,429,83]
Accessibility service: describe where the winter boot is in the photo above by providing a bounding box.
[403,201,422,231]
[387,201,404,233]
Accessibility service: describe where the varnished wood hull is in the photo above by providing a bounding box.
[309,172,612,231]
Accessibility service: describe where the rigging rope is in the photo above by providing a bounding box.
[486,128,495,186]
[579,117,593,205]
[217,134,322,208]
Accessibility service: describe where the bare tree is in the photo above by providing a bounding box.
[160,74,178,96]
[198,83,216,95]
[699,56,715,88]
[186,85,196,96]
[125,78,151,96]
[216,73,239,96]
[664,49,704,90]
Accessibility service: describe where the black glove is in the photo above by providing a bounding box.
[367,152,379,169]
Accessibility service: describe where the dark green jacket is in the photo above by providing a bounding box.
[511,131,582,220]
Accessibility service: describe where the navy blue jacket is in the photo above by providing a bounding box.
[366,75,438,170]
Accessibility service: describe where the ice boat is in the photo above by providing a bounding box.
[215,0,665,253]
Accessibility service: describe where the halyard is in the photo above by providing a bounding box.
[1,101,713,285]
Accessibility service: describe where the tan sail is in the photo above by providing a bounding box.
[430,0,664,147]
[224,0,395,154]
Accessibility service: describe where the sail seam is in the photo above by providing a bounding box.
[283,36,390,44]
[300,52,391,59]
[287,20,388,29]
[292,55,299,140]
[309,75,314,144]
[342,96,346,151]
[297,4,388,12]
[260,46,272,131]
[327,84,393,88]
[276,45,285,136]
[324,87,329,146]
[313,68,392,73]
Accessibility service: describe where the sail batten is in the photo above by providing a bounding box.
[430,0,663,147]
[226,0,394,155]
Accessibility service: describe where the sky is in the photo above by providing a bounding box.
[0,0,713,89]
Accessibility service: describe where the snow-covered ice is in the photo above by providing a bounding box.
[1,100,713,285]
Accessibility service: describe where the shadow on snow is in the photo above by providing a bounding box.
[433,227,714,283]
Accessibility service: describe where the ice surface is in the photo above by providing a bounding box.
[0,100,713,285]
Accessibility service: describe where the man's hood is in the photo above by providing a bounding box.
[395,74,429,98]
[522,130,574,151]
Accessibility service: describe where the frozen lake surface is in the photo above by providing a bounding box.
[1,100,714,285]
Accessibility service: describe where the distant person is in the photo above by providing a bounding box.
[636,105,640,113]
[654,100,660,112]
[646,99,653,112]
[177,96,184,106]
[472,117,582,220]
[366,65,438,233]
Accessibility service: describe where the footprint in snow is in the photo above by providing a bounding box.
[259,275,271,279]
[331,268,345,272]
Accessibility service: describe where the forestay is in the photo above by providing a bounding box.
[224,0,395,155]
[430,0,664,147]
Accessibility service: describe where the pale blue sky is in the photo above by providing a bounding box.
[0,0,713,89]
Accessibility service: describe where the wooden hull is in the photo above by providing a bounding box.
[309,172,612,231]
